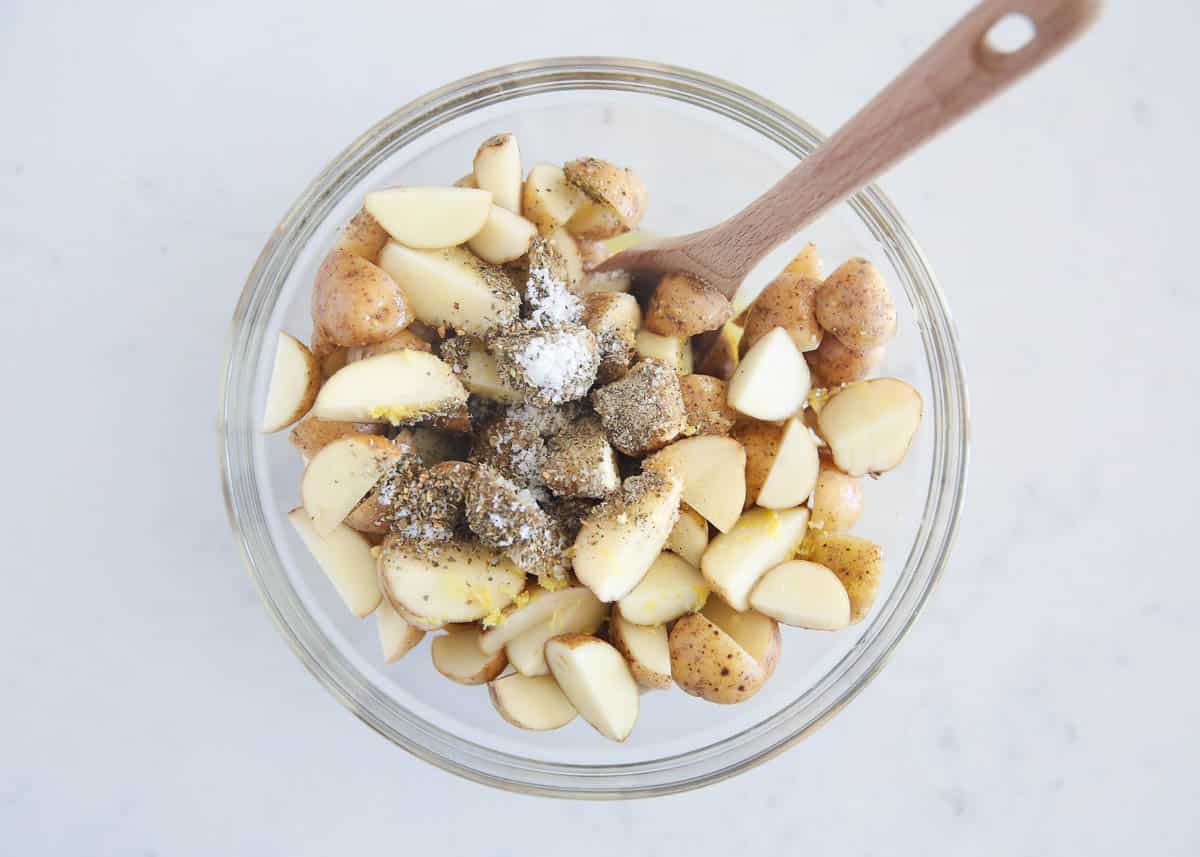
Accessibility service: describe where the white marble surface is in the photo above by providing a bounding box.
[3,0,1198,853]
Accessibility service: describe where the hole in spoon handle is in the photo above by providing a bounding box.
[973,0,1102,76]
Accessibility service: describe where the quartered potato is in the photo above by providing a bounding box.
[643,435,746,533]
[346,329,433,362]
[749,560,850,630]
[333,208,390,262]
[804,533,883,623]
[289,416,384,462]
[473,133,522,213]
[566,198,627,240]
[702,596,781,680]
[468,205,538,264]
[816,378,922,476]
[610,608,672,690]
[617,551,708,626]
[700,506,810,611]
[364,186,493,249]
[300,433,406,535]
[727,326,811,421]
[522,163,586,234]
[678,374,737,436]
[504,594,608,676]
[312,249,413,347]
[635,329,693,374]
[668,611,770,704]
[810,463,863,533]
[665,505,709,567]
[375,597,426,662]
[489,672,578,731]
[287,508,381,618]
[478,585,600,655]
[545,634,640,741]
[262,332,320,432]
[563,158,647,230]
[377,537,526,626]
[312,351,468,425]
[431,624,508,685]
[740,271,822,355]
[645,274,733,338]
[815,258,897,351]
[754,417,820,510]
[805,334,885,387]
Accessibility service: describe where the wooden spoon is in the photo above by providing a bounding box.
[597,0,1101,299]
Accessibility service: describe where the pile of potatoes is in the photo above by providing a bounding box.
[260,129,922,742]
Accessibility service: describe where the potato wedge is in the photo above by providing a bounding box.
[312,351,468,425]
[617,552,708,626]
[755,417,820,509]
[645,274,733,338]
[547,226,584,288]
[805,533,883,623]
[566,198,626,240]
[489,673,577,731]
[346,329,433,362]
[817,378,922,476]
[783,241,822,279]
[591,359,687,456]
[376,243,519,336]
[467,205,538,264]
[727,326,810,421]
[312,249,413,347]
[665,505,709,567]
[289,417,384,462]
[333,209,390,262]
[815,258,897,350]
[377,537,526,626]
[610,608,672,689]
[522,163,586,234]
[479,585,601,655]
[545,635,640,741]
[473,133,522,213]
[634,329,692,374]
[810,463,863,533]
[678,374,737,436]
[431,624,508,685]
[732,420,783,509]
[364,186,493,249]
[668,613,769,704]
[287,509,381,618]
[563,158,647,229]
[439,336,524,404]
[583,292,640,384]
[573,472,683,602]
[375,597,426,662]
[700,506,810,610]
[300,433,406,535]
[740,272,822,355]
[749,560,850,630]
[701,596,781,680]
[262,332,320,432]
[643,435,746,533]
[504,593,608,676]
[539,415,620,499]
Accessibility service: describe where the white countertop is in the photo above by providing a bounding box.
[3,0,1197,853]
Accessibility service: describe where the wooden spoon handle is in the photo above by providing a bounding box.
[697,0,1101,294]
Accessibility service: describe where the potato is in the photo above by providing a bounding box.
[578,238,612,271]
[312,351,468,425]
[262,332,320,433]
[814,258,896,350]
[643,435,746,533]
[563,158,647,229]
[617,551,708,626]
[610,608,672,690]
[727,327,810,421]
[731,420,783,508]
[668,612,770,704]
[378,537,526,626]
[700,506,809,611]
[644,274,733,337]
[566,198,627,240]
[783,241,823,279]
[312,249,413,347]
[749,560,850,630]
[287,509,381,618]
[545,634,640,741]
[346,329,433,362]
[473,133,522,213]
[467,205,538,265]
[333,209,390,262]
[289,416,384,461]
[584,291,641,384]
[522,163,586,234]
[754,417,820,510]
[375,597,426,662]
[740,272,822,355]
[488,673,577,731]
[805,335,884,387]
[817,378,922,476]
[364,186,493,250]
[634,329,692,374]
[691,322,742,381]
[701,596,781,681]
[810,463,863,533]
[575,270,632,296]
[804,533,883,623]
[665,505,709,567]
[679,374,737,436]
[431,624,508,685]
[300,433,406,535]
[344,488,392,536]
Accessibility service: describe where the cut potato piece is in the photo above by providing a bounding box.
[334,209,390,262]
[678,374,737,436]
[810,463,864,533]
[504,594,608,676]
[733,420,783,509]
[545,635,640,741]
[815,258,896,350]
[312,249,413,348]
[563,158,647,229]
[644,435,746,533]
[489,673,577,731]
[635,329,692,374]
[376,597,426,662]
[817,378,922,476]
[740,271,822,355]
[346,329,433,362]
[573,472,683,602]
[669,613,769,704]
[805,533,883,623]
[363,186,492,249]
[665,506,709,567]
[756,417,820,509]
[262,332,320,432]
[467,205,538,264]
[645,274,733,338]
[289,417,384,462]
[431,624,508,685]
[610,608,672,689]
[727,326,810,421]
[287,508,381,618]
[701,596,781,678]
[617,552,708,626]
[473,133,522,213]
[378,537,525,626]
[312,351,467,425]
[575,270,633,296]
[700,507,810,610]
[376,242,519,336]
[522,163,586,234]
[300,433,405,535]
[440,337,523,403]
[749,560,850,630]
[479,585,600,655]
[547,227,584,288]
[692,321,741,381]
[566,198,626,240]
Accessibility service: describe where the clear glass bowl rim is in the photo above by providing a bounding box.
[219,56,970,799]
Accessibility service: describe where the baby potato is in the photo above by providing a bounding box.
[782,241,823,280]
[645,274,733,338]
[333,209,390,262]
[814,258,896,351]
[809,463,863,533]
[740,272,822,355]
[289,416,385,461]
[679,374,737,436]
[344,489,392,536]
[567,199,627,240]
[804,532,882,623]
[805,334,884,387]
[312,249,413,347]
[730,420,783,508]
[346,329,433,362]
[563,158,647,229]
[668,612,770,704]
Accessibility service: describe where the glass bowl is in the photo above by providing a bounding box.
[219,57,969,798]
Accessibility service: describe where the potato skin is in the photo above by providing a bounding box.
[668,613,767,704]
[344,490,392,535]
[333,209,389,262]
[289,416,384,460]
[805,335,884,387]
[346,329,433,362]
[814,258,896,350]
[609,610,673,690]
[691,325,740,381]
[731,420,784,508]
[679,374,737,436]
[805,533,882,623]
[567,199,627,241]
[741,273,822,356]
[645,274,733,337]
[563,158,647,229]
[312,248,413,347]
[810,463,863,533]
